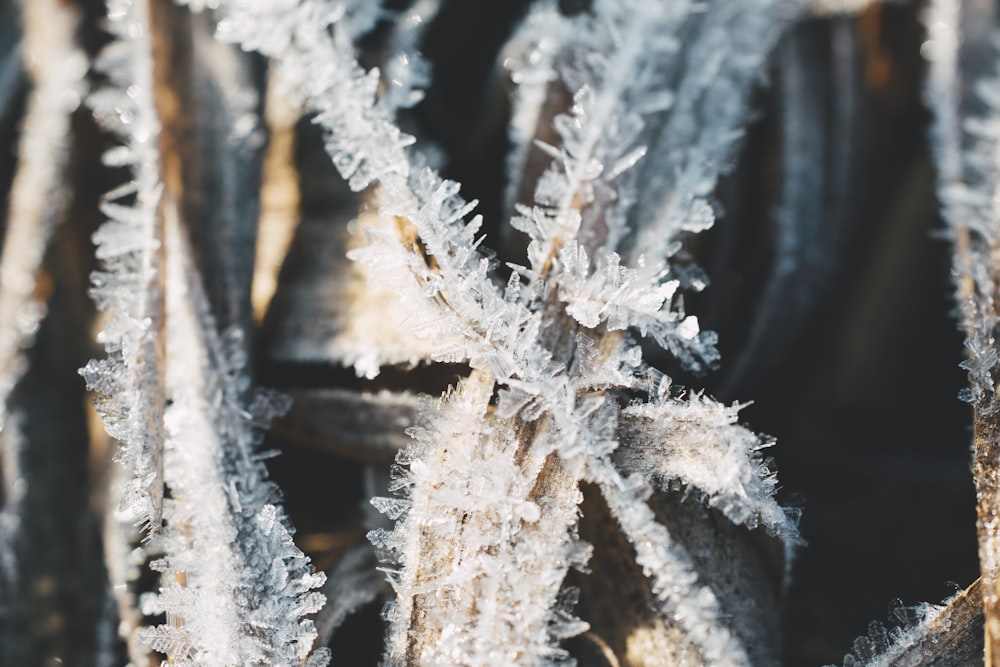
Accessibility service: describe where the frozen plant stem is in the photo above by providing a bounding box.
[924,0,1000,663]
[83,1,329,665]
[207,1,799,664]
[0,0,85,429]
[0,0,85,619]
[82,0,168,534]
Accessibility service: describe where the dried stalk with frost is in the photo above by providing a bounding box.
[0,0,86,657]
[81,1,329,665]
[0,0,85,428]
[924,0,1000,663]
[209,1,801,664]
[82,0,168,534]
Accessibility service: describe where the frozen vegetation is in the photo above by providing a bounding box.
[0,0,997,665]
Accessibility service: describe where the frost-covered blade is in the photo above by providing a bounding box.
[625,0,790,273]
[82,2,330,664]
[0,0,85,630]
[138,202,328,667]
[617,387,799,546]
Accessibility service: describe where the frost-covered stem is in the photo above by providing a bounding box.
[924,1,1000,662]
[0,0,83,611]
[84,3,329,663]
[524,0,689,277]
[138,199,328,666]
[977,408,1000,666]
[843,579,984,666]
[505,2,719,370]
[83,0,168,532]
[377,371,588,665]
[148,200,247,662]
[504,8,784,653]
[501,9,572,227]
[0,0,84,429]
[213,3,793,663]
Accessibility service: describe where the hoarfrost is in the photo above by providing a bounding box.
[80,2,329,664]
[209,0,801,662]
[82,0,167,533]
